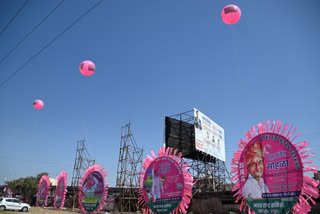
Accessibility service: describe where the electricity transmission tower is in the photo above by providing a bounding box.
[116,122,143,213]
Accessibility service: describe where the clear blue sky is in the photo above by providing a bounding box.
[1,0,319,187]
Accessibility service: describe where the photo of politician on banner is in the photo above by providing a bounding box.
[239,133,303,213]
[194,108,225,161]
[142,156,184,214]
[138,147,196,214]
[231,121,319,214]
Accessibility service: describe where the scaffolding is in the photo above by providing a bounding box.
[165,110,233,195]
[116,122,143,213]
[188,152,232,194]
[68,139,95,209]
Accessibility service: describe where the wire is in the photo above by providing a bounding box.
[0,0,104,89]
[0,0,31,37]
[0,0,65,65]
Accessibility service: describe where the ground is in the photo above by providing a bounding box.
[0,206,143,214]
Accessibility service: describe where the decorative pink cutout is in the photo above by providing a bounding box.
[137,147,197,214]
[36,175,50,208]
[3,185,13,198]
[53,171,68,210]
[231,121,319,214]
[78,164,108,213]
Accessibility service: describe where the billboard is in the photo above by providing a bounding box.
[194,108,225,161]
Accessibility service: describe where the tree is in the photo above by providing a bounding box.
[6,172,48,205]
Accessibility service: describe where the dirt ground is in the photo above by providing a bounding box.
[1,207,101,214]
[0,207,142,214]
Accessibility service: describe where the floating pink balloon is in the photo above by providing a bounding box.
[33,99,44,110]
[79,60,95,76]
[221,4,241,25]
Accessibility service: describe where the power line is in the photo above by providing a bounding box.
[0,0,104,89]
[0,0,31,37]
[0,0,65,65]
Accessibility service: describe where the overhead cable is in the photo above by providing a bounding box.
[0,0,104,89]
[0,0,65,65]
[0,0,31,37]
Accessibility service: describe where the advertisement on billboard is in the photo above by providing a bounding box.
[194,108,225,161]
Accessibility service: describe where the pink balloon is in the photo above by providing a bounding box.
[79,60,95,76]
[221,4,241,25]
[33,99,44,110]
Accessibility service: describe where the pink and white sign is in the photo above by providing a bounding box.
[231,121,319,214]
[54,171,68,210]
[36,175,50,208]
[138,147,197,214]
[143,156,184,213]
[238,133,303,213]
[78,164,108,213]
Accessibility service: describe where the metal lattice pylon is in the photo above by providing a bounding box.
[116,122,143,213]
[69,139,95,210]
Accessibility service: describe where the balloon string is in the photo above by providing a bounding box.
[231,24,241,115]
[32,109,39,148]
[232,24,242,87]
[82,77,89,141]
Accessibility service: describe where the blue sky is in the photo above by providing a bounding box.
[1,0,319,187]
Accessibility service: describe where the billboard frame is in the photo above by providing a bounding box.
[164,109,233,193]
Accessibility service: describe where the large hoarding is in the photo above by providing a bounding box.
[194,108,225,161]
[80,171,105,212]
[142,156,184,214]
[238,133,303,214]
